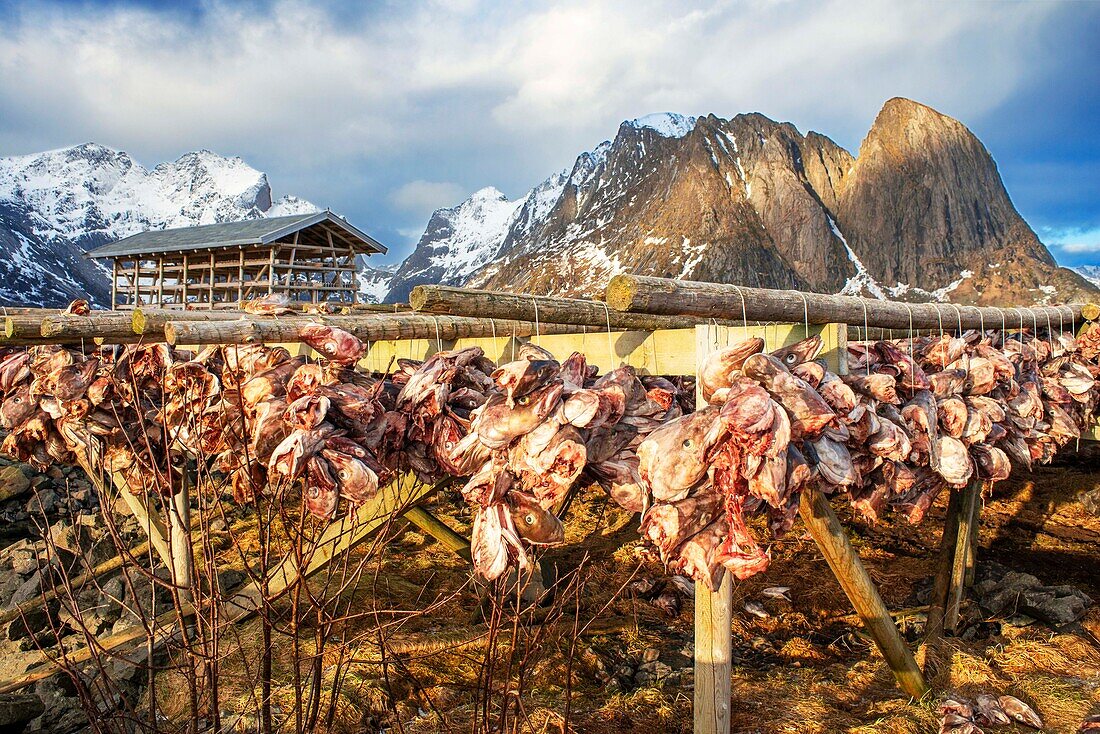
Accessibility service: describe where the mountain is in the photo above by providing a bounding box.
[387,99,1096,306]
[1072,265,1100,288]
[0,143,316,307]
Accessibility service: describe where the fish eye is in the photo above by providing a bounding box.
[525,513,536,525]
[517,395,530,405]
[785,353,797,364]
[683,439,693,448]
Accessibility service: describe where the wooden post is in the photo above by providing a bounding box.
[403,506,471,560]
[268,245,277,295]
[799,484,929,699]
[694,326,733,734]
[182,254,189,307]
[168,476,193,606]
[111,259,119,310]
[40,313,138,341]
[606,274,1088,332]
[924,485,962,642]
[238,248,245,305]
[945,478,982,633]
[156,256,165,307]
[695,572,733,733]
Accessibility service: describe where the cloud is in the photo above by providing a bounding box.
[0,0,1092,260]
[1043,226,1100,254]
[390,180,466,216]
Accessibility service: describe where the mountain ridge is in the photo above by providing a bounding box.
[385,99,1096,307]
[0,143,317,307]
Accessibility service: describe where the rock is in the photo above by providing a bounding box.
[0,693,45,733]
[1081,487,1100,516]
[46,467,65,482]
[8,572,42,607]
[633,670,653,685]
[653,661,673,680]
[25,487,58,516]
[975,562,1093,627]
[7,606,53,642]
[10,556,37,577]
[642,647,660,664]
[0,467,30,503]
[217,568,245,594]
[209,518,228,533]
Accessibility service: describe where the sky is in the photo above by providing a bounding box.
[0,0,1097,267]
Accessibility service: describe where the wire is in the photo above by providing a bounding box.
[798,291,810,338]
[733,285,748,338]
[530,297,541,346]
[602,302,614,367]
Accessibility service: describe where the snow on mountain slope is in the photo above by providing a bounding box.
[0,143,316,307]
[384,187,525,302]
[1072,265,1100,288]
[358,262,400,304]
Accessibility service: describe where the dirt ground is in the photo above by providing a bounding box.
[195,451,1100,734]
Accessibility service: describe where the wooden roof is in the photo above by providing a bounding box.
[86,211,387,259]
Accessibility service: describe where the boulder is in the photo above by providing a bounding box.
[0,467,30,504]
[0,693,45,733]
[974,563,1093,627]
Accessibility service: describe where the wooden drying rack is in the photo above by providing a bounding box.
[8,277,1096,732]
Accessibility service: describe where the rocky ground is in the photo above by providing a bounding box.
[0,450,1096,733]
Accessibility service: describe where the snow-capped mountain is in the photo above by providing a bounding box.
[387,100,1096,306]
[0,143,317,307]
[1072,265,1100,288]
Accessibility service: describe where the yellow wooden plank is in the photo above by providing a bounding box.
[356,323,844,376]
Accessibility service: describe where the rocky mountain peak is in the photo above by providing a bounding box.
[0,144,317,307]
[387,98,1095,306]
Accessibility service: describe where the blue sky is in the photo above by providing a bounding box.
[0,0,1097,267]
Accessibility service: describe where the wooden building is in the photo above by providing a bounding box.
[86,211,387,309]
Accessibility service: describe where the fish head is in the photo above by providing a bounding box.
[305,455,340,518]
[300,324,365,364]
[506,491,565,544]
[64,299,91,315]
[287,363,326,401]
[321,448,380,504]
[638,407,726,501]
[771,335,823,369]
[0,385,35,429]
[284,394,330,431]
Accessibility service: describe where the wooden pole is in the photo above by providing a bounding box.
[168,477,193,606]
[165,313,601,346]
[799,484,929,699]
[924,485,963,642]
[40,313,137,341]
[606,275,1090,332]
[132,308,248,336]
[410,284,745,331]
[693,326,733,734]
[402,506,471,560]
[695,572,733,733]
[945,478,982,633]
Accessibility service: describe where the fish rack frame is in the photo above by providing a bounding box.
[2,282,1097,734]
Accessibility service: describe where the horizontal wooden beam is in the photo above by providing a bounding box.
[409,285,745,331]
[40,313,138,341]
[165,313,600,346]
[606,275,1092,332]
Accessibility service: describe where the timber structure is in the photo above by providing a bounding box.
[85,211,386,310]
[5,279,1100,733]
